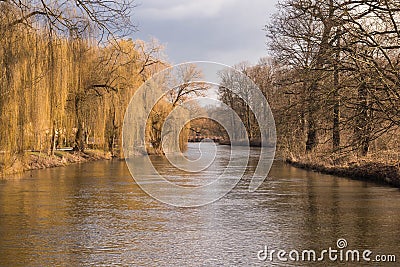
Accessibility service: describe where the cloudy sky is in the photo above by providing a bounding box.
[133,0,279,66]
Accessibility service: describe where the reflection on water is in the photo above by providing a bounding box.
[0,144,399,266]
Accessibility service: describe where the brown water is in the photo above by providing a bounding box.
[0,144,399,266]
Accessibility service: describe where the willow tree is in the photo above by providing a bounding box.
[0,0,136,172]
[73,39,165,156]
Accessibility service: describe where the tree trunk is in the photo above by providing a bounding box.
[332,31,341,151]
[356,82,370,156]
[73,96,85,152]
[306,117,317,152]
[50,121,57,156]
[306,82,318,152]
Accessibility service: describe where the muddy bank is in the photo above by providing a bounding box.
[1,150,112,176]
[286,158,400,188]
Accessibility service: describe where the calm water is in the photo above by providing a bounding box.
[0,144,399,266]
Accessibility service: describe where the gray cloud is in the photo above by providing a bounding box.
[137,0,234,20]
[134,0,278,66]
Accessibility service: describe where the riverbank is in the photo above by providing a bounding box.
[1,150,112,176]
[286,156,400,188]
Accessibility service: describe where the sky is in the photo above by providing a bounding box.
[133,0,279,67]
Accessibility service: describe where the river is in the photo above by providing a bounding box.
[0,143,399,266]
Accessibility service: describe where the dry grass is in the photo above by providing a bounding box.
[286,150,400,187]
[1,150,112,177]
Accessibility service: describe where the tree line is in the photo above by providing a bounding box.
[220,0,399,163]
[0,1,198,172]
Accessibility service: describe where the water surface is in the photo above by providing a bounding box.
[0,144,399,266]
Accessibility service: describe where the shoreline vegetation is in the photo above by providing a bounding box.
[1,150,112,177]
[285,157,400,188]
[3,140,400,190]
[213,1,400,189]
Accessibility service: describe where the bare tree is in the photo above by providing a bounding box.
[0,0,136,40]
[168,64,210,107]
[264,0,400,158]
